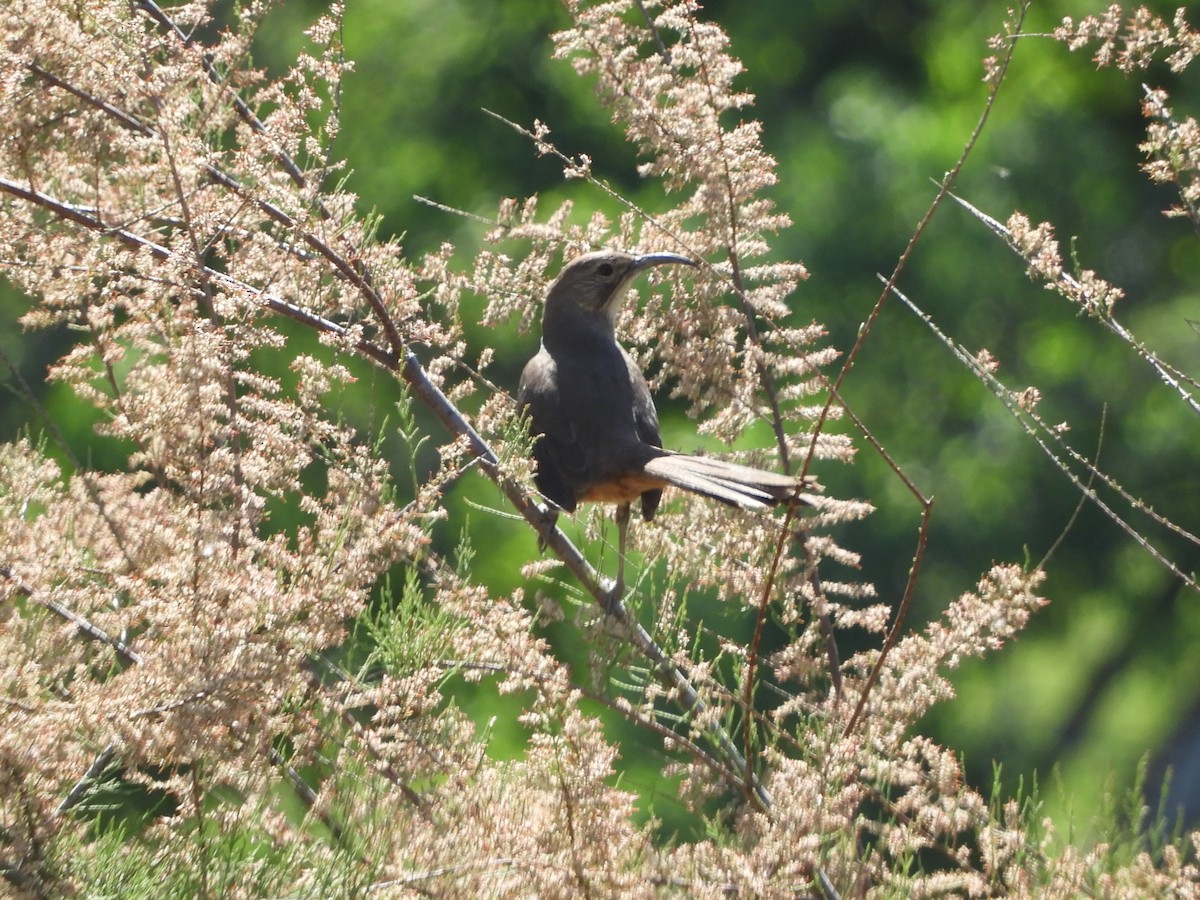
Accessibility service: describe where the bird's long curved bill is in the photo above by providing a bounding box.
[632,252,697,271]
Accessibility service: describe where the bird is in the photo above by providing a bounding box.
[517,250,806,593]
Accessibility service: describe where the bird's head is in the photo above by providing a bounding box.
[542,250,696,334]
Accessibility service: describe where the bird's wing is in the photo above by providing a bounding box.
[518,348,585,511]
[621,345,662,451]
[620,345,664,520]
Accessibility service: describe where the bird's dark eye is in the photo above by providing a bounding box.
[597,263,614,277]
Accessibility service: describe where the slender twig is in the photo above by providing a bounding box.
[809,3,1031,737]
[56,743,120,815]
[887,278,1200,595]
[804,4,1029,476]
[843,498,933,739]
[28,62,154,136]
[812,571,844,698]
[631,0,671,64]
[827,344,936,740]
[2,564,143,671]
[135,0,313,192]
[951,189,1200,414]
[742,499,803,783]
[1039,407,1105,570]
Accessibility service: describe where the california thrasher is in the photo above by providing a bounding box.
[518,250,805,586]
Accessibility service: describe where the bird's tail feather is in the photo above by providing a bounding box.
[642,453,808,510]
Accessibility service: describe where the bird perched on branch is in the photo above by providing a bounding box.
[517,250,808,593]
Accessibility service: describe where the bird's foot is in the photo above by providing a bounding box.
[534,504,559,553]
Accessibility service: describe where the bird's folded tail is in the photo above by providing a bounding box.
[642,452,810,510]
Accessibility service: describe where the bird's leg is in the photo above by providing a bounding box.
[611,502,632,600]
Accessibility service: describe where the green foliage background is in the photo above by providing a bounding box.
[4,0,1198,840]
